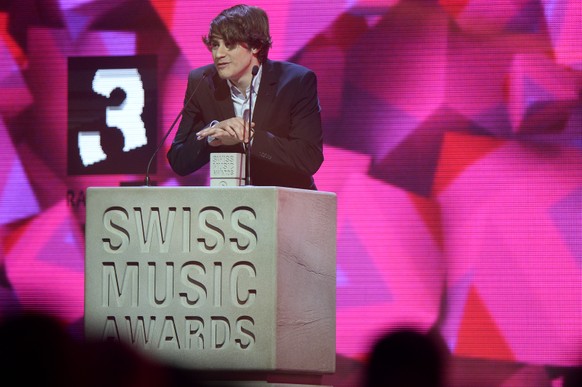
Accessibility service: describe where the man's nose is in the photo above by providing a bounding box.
[215,44,227,56]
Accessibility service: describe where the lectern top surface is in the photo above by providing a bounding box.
[87,185,337,197]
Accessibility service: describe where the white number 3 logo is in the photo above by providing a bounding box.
[78,68,147,166]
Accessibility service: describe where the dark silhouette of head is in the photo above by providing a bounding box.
[364,327,449,387]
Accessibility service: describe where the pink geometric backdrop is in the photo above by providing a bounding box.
[0,0,581,386]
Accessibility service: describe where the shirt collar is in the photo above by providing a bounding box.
[227,65,262,99]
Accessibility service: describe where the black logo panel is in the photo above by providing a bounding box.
[68,56,157,175]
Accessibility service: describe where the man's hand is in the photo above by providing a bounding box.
[196,117,254,146]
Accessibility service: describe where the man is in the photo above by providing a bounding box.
[167,4,324,190]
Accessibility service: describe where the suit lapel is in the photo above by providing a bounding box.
[209,62,278,126]
[252,60,277,129]
[212,72,236,120]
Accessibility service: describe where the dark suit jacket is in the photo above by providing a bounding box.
[167,60,324,190]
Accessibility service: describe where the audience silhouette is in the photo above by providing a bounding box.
[0,310,82,386]
[0,310,203,387]
[363,326,449,387]
[7,312,577,387]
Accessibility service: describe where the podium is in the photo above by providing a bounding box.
[85,186,337,386]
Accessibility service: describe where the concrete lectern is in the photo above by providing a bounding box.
[85,186,336,386]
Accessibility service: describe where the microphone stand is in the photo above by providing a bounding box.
[144,72,207,186]
[245,65,259,186]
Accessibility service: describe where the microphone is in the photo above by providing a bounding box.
[145,71,208,186]
[245,65,259,186]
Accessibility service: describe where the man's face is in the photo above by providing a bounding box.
[211,38,256,86]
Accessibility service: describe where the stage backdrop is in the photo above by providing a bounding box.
[0,0,581,379]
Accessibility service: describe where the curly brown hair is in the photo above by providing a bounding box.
[202,4,273,63]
